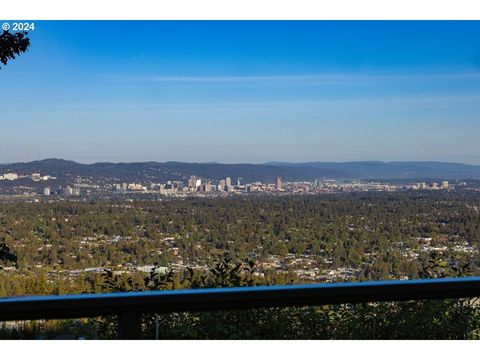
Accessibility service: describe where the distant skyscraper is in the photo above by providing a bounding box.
[225,177,233,192]
[275,176,283,190]
[188,175,197,188]
[218,179,226,191]
[201,182,212,193]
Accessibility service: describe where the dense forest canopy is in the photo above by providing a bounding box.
[1,191,480,339]
[0,191,479,296]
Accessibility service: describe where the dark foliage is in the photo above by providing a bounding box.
[0,30,30,68]
[94,259,480,340]
[0,243,17,267]
[1,258,480,339]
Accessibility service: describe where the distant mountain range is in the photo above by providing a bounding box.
[1,159,480,186]
[265,161,480,180]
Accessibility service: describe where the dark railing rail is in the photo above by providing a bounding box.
[1,277,480,339]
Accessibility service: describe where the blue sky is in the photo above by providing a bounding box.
[1,21,480,164]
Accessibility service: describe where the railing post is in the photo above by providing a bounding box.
[155,314,160,340]
[118,312,142,340]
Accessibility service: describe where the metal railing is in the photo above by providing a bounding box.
[1,277,480,339]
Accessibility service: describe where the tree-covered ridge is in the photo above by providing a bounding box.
[2,159,480,188]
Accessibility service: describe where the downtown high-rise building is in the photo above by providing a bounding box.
[188,175,197,188]
[218,179,226,191]
[275,176,283,191]
[225,177,233,192]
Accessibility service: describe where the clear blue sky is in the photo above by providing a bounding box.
[1,21,480,164]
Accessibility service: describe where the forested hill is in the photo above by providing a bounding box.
[1,159,480,184]
[265,161,480,180]
[0,159,348,184]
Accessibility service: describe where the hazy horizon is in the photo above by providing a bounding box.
[2,21,480,164]
[2,157,480,167]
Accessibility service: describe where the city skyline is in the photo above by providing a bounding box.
[1,21,480,164]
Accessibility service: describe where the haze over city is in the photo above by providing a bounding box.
[1,21,480,164]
